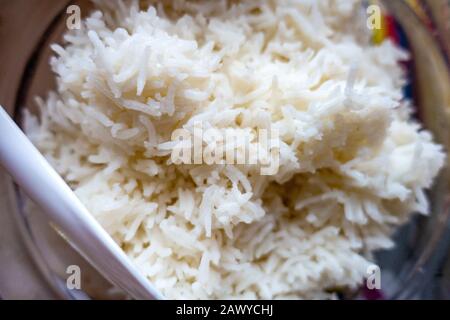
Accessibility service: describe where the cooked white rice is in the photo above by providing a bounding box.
[25,0,446,299]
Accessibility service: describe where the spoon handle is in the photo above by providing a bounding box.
[0,106,161,300]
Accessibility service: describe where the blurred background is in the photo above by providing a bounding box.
[0,1,70,299]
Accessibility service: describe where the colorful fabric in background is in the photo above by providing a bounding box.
[366,0,436,103]
[370,0,432,45]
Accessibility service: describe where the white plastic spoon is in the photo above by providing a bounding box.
[0,106,163,300]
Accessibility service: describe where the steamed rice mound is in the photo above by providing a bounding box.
[25,0,446,299]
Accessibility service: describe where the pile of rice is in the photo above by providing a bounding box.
[25,0,446,299]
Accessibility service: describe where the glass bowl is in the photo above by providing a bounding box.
[4,0,450,299]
